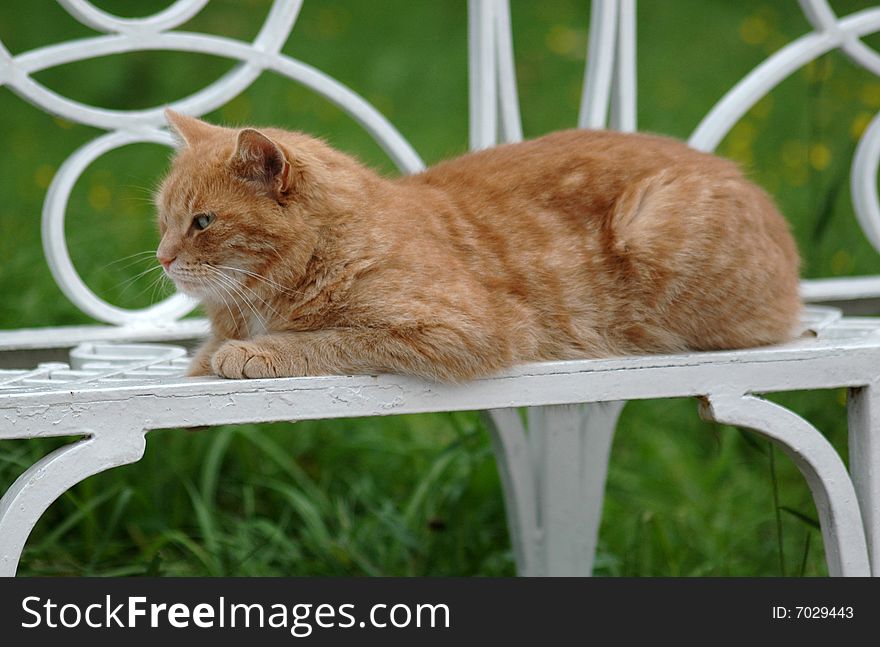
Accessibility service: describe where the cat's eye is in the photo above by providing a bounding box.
[192,213,215,231]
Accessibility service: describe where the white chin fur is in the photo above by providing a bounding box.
[169,276,208,299]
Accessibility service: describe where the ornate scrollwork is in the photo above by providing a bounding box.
[0,0,423,326]
[683,0,880,297]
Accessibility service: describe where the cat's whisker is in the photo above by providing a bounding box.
[103,251,160,273]
[205,266,263,309]
[161,273,175,295]
[126,271,167,305]
[122,264,163,282]
[104,250,158,266]
[263,243,284,262]
[218,271,284,320]
[115,257,160,273]
[235,283,282,321]
[211,264,284,289]
[157,272,173,294]
[113,265,165,296]
[149,275,166,304]
[225,282,267,333]
[204,276,239,330]
[120,180,156,193]
[120,195,161,206]
[211,264,303,297]
[204,275,243,327]
[205,266,266,333]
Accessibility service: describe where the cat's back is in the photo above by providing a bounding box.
[387,128,800,358]
[404,129,738,197]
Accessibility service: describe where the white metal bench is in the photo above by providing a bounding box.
[2,0,880,577]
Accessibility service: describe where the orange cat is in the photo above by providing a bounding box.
[155,109,801,381]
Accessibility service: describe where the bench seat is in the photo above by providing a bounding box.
[2,306,878,576]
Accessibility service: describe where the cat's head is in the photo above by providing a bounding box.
[155,109,326,301]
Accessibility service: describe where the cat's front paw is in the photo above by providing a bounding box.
[186,360,214,377]
[212,340,286,379]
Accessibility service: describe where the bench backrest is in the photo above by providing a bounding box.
[2,0,879,329]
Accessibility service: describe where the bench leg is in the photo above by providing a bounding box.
[0,429,146,576]
[483,401,624,576]
[847,385,880,575]
[701,394,870,577]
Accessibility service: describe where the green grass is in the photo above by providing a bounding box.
[0,0,877,576]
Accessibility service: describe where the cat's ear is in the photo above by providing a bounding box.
[164,108,219,147]
[228,128,292,198]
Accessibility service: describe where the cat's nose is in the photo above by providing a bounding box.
[157,252,176,270]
